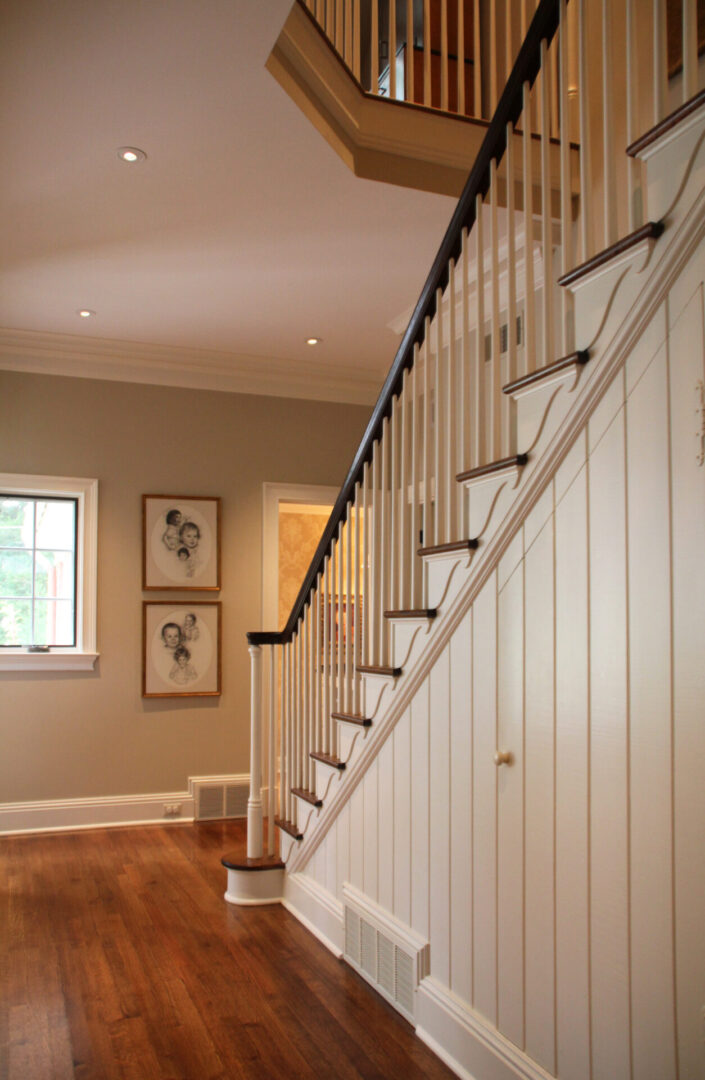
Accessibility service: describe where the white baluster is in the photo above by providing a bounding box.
[473,193,486,464]
[441,0,449,112]
[559,1,574,353]
[372,0,380,93]
[410,352,421,602]
[372,439,381,659]
[434,290,444,541]
[323,556,330,747]
[406,0,414,102]
[400,368,410,607]
[474,0,482,117]
[684,0,698,102]
[540,42,554,368]
[362,460,370,666]
[354,485,362,712]
[601,0,617,248]
[353,0,361,81]
[268,645,276,855]
[577,0,592,263]
[423,0,431,105]
[457,0,465,115]
[247,643,263,858]
[422,324,433,545]
[522,81,536,374]
[381,415,391,657]
[446,260,457,538]
[506,121,518,447]
[460,227,470,536]
[490,159,502,458]
[390,397,398,610]
[345,503,353,710]
[653,0,668,124]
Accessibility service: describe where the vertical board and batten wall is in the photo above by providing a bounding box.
[299,254,705,1079]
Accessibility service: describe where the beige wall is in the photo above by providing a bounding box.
[0,370,369,803]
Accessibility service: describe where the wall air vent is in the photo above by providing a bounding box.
[342,882,430,1025]
[195,780,249,820]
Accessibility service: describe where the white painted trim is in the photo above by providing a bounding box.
[417,978,556,1080]
[285,162,705,877]
[261,481,339,632]
[282,871,344,957]
[0,473,98,671]
[0,327,383,406]
[224,866,285,906]
[0,772,249,835]
[342,881,430,961]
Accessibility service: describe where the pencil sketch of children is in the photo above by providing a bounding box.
[161,509,183,551]
[170,645,198,685]
[182,613,200,642]
[161,622,182,651]
[179,521,201,576]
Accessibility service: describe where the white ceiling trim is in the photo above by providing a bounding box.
[0,327,383,406]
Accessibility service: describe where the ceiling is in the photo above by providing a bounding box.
[0,0,455,403]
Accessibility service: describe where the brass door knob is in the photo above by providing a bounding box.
[494,750,513,766]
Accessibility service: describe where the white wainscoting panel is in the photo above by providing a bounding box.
[288,247,705,1080]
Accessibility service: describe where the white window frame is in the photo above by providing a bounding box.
[0,474,98,671]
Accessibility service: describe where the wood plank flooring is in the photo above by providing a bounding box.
[0,821,455,1079]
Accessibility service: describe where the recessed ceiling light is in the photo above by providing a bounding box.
[306,337,321,345]
[77,309,95,318]
[117,146,147,163]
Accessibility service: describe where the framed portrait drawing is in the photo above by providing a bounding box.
[143,601,221,698]
[143,495,220,590]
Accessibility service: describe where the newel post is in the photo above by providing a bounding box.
[247,643,263,859]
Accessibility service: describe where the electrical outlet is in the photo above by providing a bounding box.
[164,803,183,816]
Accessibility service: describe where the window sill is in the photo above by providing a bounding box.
[0,651,99,672]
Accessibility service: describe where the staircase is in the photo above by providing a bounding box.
[226,3,705,1078]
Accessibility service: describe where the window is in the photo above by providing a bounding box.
[0,475,98,671]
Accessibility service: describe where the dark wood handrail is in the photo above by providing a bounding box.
[248,0,562,647]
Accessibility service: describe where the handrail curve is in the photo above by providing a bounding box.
[247,0,562,647]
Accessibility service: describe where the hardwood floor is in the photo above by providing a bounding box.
[0,821,455,1079]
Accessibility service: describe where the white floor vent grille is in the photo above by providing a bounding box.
[342,883,429,1025]
[195,781,249,820]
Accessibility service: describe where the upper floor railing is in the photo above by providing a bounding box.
[245,0,705,857]
[302,0,546,121]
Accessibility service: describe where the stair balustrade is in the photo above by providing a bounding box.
[245,0,705,861]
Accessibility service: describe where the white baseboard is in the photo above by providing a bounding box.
[416,978,555,1080]
[0,773,251,835]
[282,871,344,958]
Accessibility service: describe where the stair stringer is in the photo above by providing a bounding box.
[284,155,705,881]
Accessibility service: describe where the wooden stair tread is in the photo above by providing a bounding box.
[357,664,402,677]
[221,852,285,872]
[557,222,664,288]
[627,89,705,157]
[331,711,372,726]
[457,454,528,484]
[384,608,437,620]
[275,817,303,840]
[502,350,590,395]
[418,538,479,557]
[291,787,323,807]
[310,751,346,770]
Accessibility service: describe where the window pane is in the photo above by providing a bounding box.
[35,550,75,599]
[35,500,76,551]
[33,600,75,647]
[0,598,31,645]
[0,549,33,597]
[0,498,33,548]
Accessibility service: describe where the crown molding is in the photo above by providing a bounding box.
[0,327,382,406]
